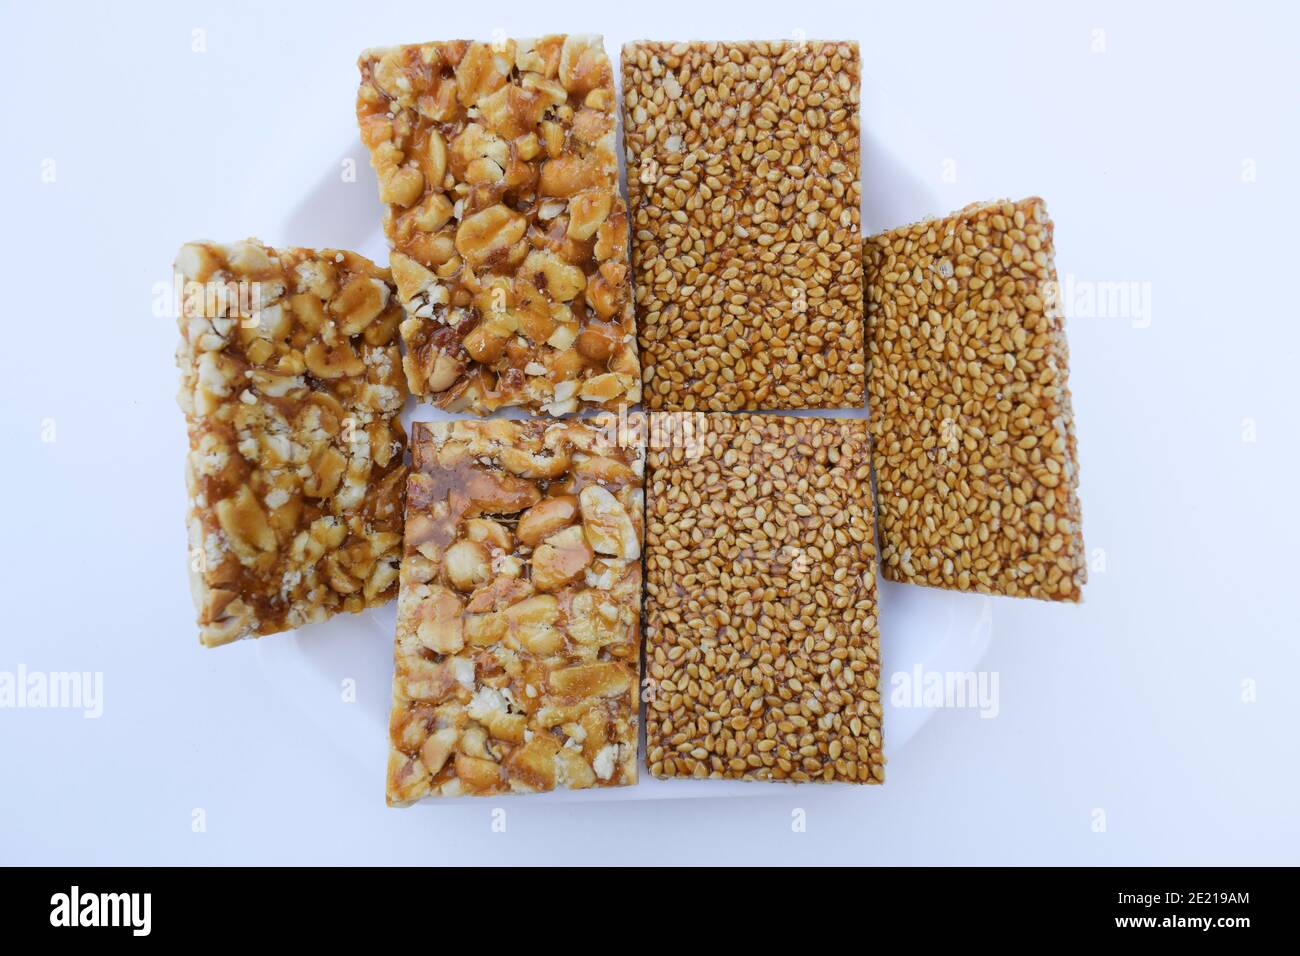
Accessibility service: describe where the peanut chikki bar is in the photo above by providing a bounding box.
[387,417,643,802]
[864,198,1086,601]
[175,240,409,647]
[622,41,864,411]
[644,414,883,783]
[356,35,640,416]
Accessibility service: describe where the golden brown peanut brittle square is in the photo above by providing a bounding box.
[356,35,640,416]
[387,416,644,801]
[175,240,409,646]
[623,41,864,411]
[864,198,1086,601]
[644,413,883,783]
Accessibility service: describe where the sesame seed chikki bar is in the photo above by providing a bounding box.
[864,199,1086,601]
[622,41,864,411]
[175,240,409,647]
[387,416,643,802]
[356,36,640,416]
[645,414,883,783]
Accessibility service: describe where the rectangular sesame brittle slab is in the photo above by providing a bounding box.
[174,240,409,647]
[387,416,644,802]
[644,413,883,783]
[864,198,1086,601]
[356,35,640,416]
[622,40,864,411]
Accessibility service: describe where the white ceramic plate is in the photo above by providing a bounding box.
[256,138,993,803]
[255,562,993,802]
[255,400,995,803]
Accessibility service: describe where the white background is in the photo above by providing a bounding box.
[1,0,1297,865]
